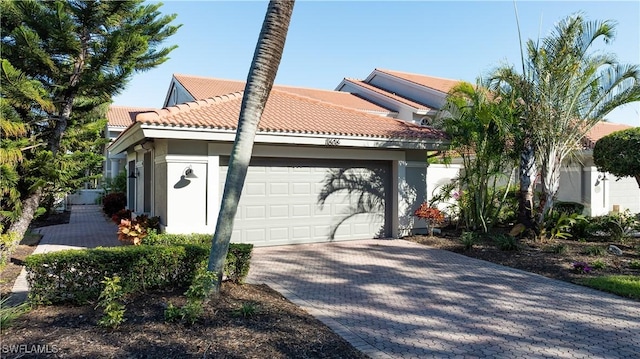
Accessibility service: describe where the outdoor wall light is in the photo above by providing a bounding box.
[595,173,608,187]
[174,165,197,189]
[184,165,198,179]
[128,169,139,179]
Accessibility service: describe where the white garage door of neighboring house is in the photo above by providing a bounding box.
[220,157,391,246]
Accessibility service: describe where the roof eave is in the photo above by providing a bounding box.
[136,124,448,151]
[108,123,144,155]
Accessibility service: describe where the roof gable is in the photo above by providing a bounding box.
[341,78,432,111]
[373,69,460,94]
[173,74,391,114]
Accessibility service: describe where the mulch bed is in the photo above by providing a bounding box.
[406,232,640,283]
[2,282,367,359]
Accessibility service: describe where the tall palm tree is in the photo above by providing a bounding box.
[207,0,295,293]
[494,13,640,227]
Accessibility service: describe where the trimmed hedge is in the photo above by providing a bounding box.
[25,244,207,305]
[25,235,254,305]
[226,244,253,283]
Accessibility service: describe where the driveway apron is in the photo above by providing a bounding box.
[248,239,640,358]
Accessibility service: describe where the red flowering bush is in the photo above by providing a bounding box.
[414,203,445,236]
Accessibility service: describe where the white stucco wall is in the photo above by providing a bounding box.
[426,164,461,212]
[609,176,640,214]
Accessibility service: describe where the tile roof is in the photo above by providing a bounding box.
[375,69,460,94]
[136,89,446,141]
[107,106,156,127]
[173,74,391,114]
[343,78,432,111]
[582,121,633,149]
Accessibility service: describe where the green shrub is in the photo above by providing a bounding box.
[96,276,126,329]
[143,232,211,246]
[493,233,519,251]
[459,231,477,250]
[546,244,568,254]
[164,261,216,326]
[24,236,253,305]
[628,260,640,269]
[143,233,253,283]
[233,302,258,318]
[225,244,253,283]
[583,245,606,256]
[591,259,607,270]
[164,300,203,326]
[185,261,217,302]
[25,244,208,305]
[554,202,585,216]
[542,212,587,241]
[0,232,18,271]
[586,211,640,242]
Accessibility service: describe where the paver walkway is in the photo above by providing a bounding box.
[11,205,120,302]
[248,239,640,358]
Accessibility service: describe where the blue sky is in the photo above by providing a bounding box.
[113,1,640,126]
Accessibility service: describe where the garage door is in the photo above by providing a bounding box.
[220,158,391,246]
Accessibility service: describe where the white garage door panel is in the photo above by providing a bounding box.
[220,158,389,246]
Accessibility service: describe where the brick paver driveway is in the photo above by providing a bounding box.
[248,239,640,358]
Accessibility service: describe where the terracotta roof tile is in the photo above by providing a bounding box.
[582,121,633,149]
[107,106,156,127]
[173,74,391,114]
[376,68,460,94]
[343,78,432,111]
[137,89,446,141]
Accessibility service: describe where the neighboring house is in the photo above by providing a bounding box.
[337,69,640,216]
[108,75,448,246]
[104,106,155,180]
[337,69,464,205]
[558,122,640,215]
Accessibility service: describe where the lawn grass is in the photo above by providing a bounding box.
[578,275,640,300]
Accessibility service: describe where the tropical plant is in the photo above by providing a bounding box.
[437,80,520,232]
[96,276,127,329]
[208,0,295,294]
[593,127,640,188]
[414,203,445,236]
[0,0,180,242]
[492,12,640,230]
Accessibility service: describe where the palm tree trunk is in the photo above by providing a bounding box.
[518,142,536,231]
[8,187,43,240]
[539,150,562,224]
[207,0,295,294]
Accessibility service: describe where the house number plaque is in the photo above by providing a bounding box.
[325,138,340,146]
